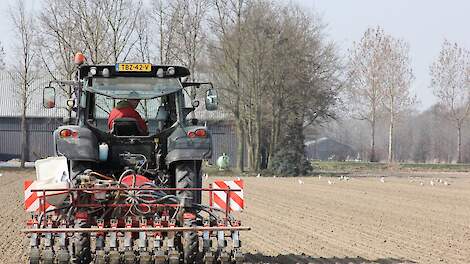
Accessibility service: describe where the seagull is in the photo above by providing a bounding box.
[204,173,208,180]
[380,177,385,183]
[340,175,344,181]
[298,179,304,185]
[273,176,276,178]
[420,182,424,186]
[444,181,450,186]
[437,178,442,183]
[318,175,322,180]
[430,180,435,186]
[256,173,261,178]
[328,180,333,185]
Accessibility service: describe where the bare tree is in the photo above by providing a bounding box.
[158,0,210,119]
[210,1,339,173]
[430,40,470,163]
[346,27,389,162]
[151,0,182,64]
[9,0,39,167]
[170,0,210,79]
[134,10,152,62]
[209,0,247,171]
[65,0,110,64]
[101,0,142,63]
[38,0,82,119]
[381,36,415,163]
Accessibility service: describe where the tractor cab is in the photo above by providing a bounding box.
[43,62,218,180]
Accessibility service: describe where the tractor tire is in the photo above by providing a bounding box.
[175,161,201,205]
[72,221,92,264]
[182,220,200,264]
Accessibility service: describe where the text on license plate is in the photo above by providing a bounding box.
[116,63,151,72]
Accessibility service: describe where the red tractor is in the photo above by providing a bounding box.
[24,60,248,264]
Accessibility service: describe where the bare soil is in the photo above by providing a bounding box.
[1,169,469,263]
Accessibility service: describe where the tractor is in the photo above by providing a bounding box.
[24,59,248,264]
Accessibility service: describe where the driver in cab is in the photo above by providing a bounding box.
[108,99,148,135]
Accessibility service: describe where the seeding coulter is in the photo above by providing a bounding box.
[22,60,249,263]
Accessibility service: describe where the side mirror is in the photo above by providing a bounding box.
[43,86,56,109]
[205,89,218,111]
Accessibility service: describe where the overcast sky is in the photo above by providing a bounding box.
[1,0,469,110]
[296,0,470,110]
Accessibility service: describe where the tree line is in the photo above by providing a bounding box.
[340,27,470,164]
[3,0,470,171]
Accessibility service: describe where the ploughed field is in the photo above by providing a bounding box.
[1,169,470,263]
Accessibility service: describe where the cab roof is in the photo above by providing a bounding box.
[78,64,190,79]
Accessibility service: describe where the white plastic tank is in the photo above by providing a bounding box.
[99,143,109,161]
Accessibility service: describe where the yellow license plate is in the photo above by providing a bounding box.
[116,63,151,72]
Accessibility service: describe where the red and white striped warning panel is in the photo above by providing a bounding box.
[211,180,244,212]
[24,180,55,213]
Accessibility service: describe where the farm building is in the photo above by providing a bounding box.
[0,72,239,166]
[305,137,359,161]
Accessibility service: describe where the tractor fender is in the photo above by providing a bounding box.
[166,148,212,166]
[165,125,212,166]
[54,126,99,162]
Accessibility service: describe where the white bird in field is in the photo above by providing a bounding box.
[437,178,442,183]
[256,173,261,178]
[237,176,241,181]
[430,180,435,186]
[420,182,424,186]
[273,176,276,178]
[204,173,209,180]
[328,180,333,185]
[298,179,304,185]
[318,175,322,180]
[340,175,344,181]
[444,181,450,186]
[380,177,385,183]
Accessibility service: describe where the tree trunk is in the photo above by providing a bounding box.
[457,125,462,163]
[388,96,395,164]
[388,111,394,163]
[236,121,245,172]
[254,111,261,171]
[369,118,376,162]
[267,107,277,168]
[20,97,27,168]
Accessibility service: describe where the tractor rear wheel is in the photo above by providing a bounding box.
[175,161,201,263]
[174,161,201,204]
[182,220,200,264]
[72,221,92,264]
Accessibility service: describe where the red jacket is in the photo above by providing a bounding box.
[108,101,148,135]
